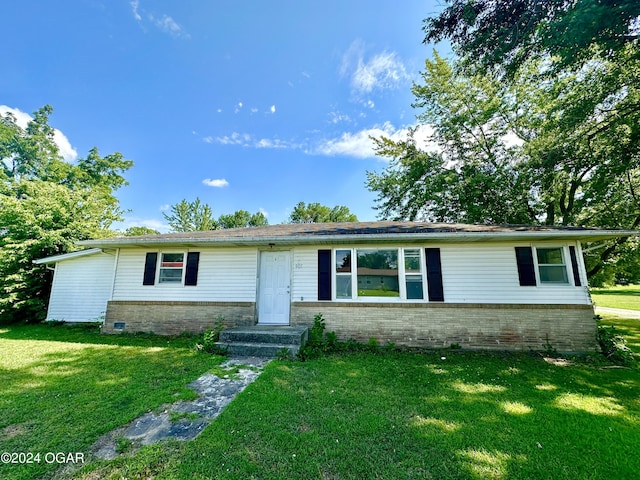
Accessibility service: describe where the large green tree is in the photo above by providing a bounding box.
[367,52,640,281]
[218,209,268,229]
[423,0,640,76]
[288,202,358,223]
[0,106,132,323]
[163,198,217,232]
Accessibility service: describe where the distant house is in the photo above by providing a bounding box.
[34,222,636,352]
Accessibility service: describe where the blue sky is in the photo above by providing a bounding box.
[3,1,446,231]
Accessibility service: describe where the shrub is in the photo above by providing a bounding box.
[196,316,227,355]
[597,325,635,366]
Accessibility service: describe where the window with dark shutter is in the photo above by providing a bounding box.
[143,252,158,285]
[185,252,200,286]
[318,249,332,300]
[569,246,582,287]
[425,248,444,302]
[515,247,537,286]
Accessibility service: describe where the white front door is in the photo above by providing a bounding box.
[258,251,291,325]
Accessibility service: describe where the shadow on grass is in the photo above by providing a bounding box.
[155,348,640,480]
[0,326,223,480]
[590,287,640,296]
[0,323,201,349]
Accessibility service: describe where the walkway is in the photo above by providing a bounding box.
[594,306,640,320]
[91,357,269,460]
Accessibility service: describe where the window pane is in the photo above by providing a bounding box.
[404,249,422,273]
[406,275,424,300]
[336,275,352,299]
[537,248,563,265]
[159,268,183,283]
[161,253,184,267]
[539,265,568,283]
[356,249,399,297]
[336,250,351,273]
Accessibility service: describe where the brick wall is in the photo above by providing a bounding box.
[291,302,596,352]
[103,300,256,335]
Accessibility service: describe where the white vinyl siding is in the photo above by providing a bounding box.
[112,248,258,302]
[440,243,589,304]
[46,252,116,322]
[292,247,318,301]
[300,241,590,305]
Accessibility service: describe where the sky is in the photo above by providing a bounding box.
[2,1,447,232]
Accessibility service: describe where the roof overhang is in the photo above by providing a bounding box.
[77,229,638,249]
[33,248,111,265]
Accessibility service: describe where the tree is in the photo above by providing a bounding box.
[163,198,217,232]
[288,202,358,223]
[423,0,640,76]
[0,106,132,323]
[218,210,268,229]
[367,52,640,279]
[124,226,161,236]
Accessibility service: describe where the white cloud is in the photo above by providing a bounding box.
[159,204,170,211]
[259,207,269,218]
[115,216,169,233]
[0,105,78,162]
[203,136,214,143]
[313,122,436,159]
[130,0,142,21]
[210,132,295,150]
[341,40,409,96]
[130,2,189,39]
[203,178,229,188]
[270,105,276,114]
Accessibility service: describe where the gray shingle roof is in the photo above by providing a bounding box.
[77,221,637,248]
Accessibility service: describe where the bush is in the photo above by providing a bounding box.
[597,325,635,366]
[196,316,227,355]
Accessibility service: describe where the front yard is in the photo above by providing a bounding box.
[1,314,639,479]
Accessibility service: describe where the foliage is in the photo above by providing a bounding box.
[218,209,269,229]
[163,197,217,232]
[597,324,635,366]
[0,105,132,323]
[123,226,161,236]
[297,313,333,361]
[288,201,358,223]
[423,0,640,77]
[196,317,227,355]
[367,51,640,278]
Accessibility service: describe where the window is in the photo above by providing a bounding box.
[357,249,400,297]
[536,247,568,284]
[158,253,184,283]
[404,249,424,299]
[335,249,352,299]
[329,248,428,300]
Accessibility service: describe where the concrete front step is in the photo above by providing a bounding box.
[219,342,302,358]
[217,325,309,358]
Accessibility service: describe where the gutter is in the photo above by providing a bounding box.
[77,230,639,248]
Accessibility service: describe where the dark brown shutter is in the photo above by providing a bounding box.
[318,249,332,300]
[143,252,157,285]
[515,247,537,286]
[425,248,444,302]
[185,252,200,286]
[569,246,582,287]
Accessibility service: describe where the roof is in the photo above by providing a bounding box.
[76,221,639,248]
[33,248,106,265]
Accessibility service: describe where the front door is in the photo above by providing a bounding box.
[258,251,291,325]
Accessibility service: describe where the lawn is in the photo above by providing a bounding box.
[590,284,640,310]
[0,324,224,480]
[2,320,639,480]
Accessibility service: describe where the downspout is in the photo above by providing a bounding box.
[106,248,120,326]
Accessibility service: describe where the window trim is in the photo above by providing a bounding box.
[533,245,571,286]
[331,247,428,302]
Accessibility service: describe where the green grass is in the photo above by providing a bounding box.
[591,284,640,310]
[0,323,224,480]
[79,320,640,480]
[3,320,640,480]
